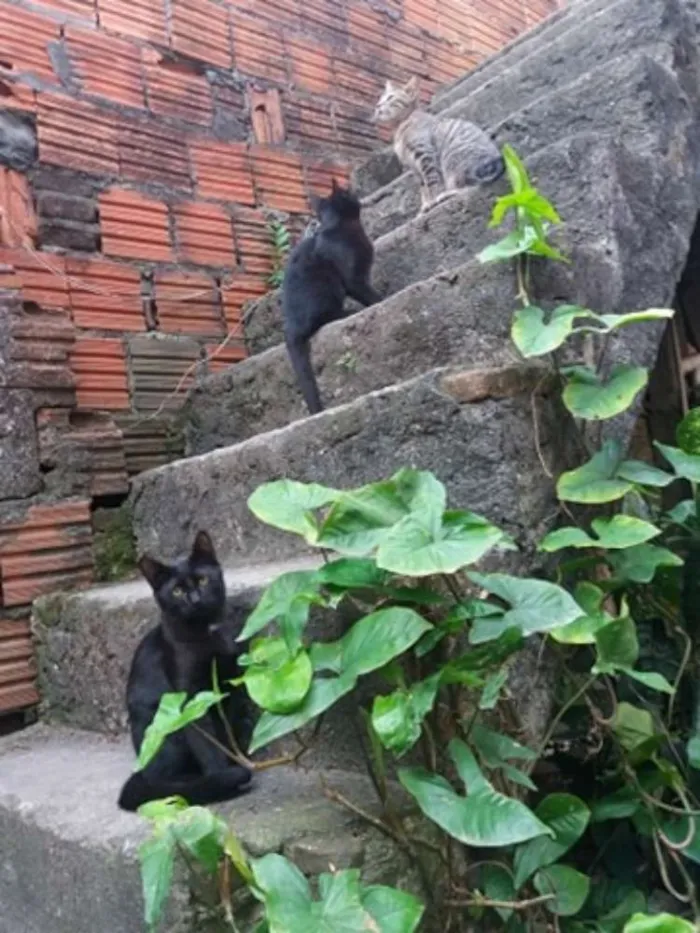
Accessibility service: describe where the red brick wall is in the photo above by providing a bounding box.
[0,0,559,713]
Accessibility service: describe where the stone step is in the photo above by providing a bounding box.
[362,30,689,239]
[131,360,562,571]
[34,552,387,774]
[247,125,620,357]
[433,0,627,112]
[440,0,692,131]
[0,724,417,933]
[186,259,520,454]
[215,115,679,449]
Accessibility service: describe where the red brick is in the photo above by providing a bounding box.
[100,188,174,263]
[154,270,224,337]
[332,53,384,107]
[333,100,381,155]
[0,81,37,113]
[220,272,266,328]
[29,0,95,19]
[0,501,93,607]
[425,37,474,84]
[144,55,213,126]
[205,340,246,373]
[71,336,129,410]
[404,0,438,33]
[285,96,337,151]
[0,170,37,248]
[171,0,232,68]
[347,4,388,54]
[67,258,145,332]
[97,0,167,43]
[304,160,350,200]
[249,88,285,146]
[38,93,119,175]
[232,208,273,277]
[118,115,192,191]
[387,23,427,75]
[191,141,255,205]
[236,0,300,29]
[173,201,235,267]
[231,11,287,83]
[0,247,69,310]
[66,28,145,109]
[0,3,59,83]
[301,0,348,41]
[251,148,306,214]
[288,36,331,95]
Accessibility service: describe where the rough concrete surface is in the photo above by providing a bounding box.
[133,363,563,569]
[33,556,320,736]
[0,726,420,933]
[190,121,685,455]
[0,388,41,499]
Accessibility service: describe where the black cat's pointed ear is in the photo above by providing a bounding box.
[331,177,339,193]
[139,555,170,591]
[192,530,216,561]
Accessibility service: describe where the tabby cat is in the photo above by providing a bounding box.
[117,531,253,811]
[371,76,504,212]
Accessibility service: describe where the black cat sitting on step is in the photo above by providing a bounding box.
[283,179,381,415]
[118,531,254,812]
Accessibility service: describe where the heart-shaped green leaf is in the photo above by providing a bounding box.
[557,441,632,503]
[511,304,592,357]
[244,638,313,714]
[655,442,700,483]
[534,864,590,916]
[248,480,339,542]
[623,914,695,933]
[540,516,660,553]
[514,794,590,888]
[469,573,583,636]
[239,570,323,646]
[377,509,511,576]
[607,544,683,584]
[400,745,551,848]
[563,365,648,421]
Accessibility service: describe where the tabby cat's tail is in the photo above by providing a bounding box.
[117,766,252,812]
[285,334,323,414]
[475,154,506,184]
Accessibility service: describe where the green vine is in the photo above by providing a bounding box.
[134,146,700,933]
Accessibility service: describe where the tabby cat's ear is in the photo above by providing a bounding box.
[405,76,419,95]
[139,555,171,591]
[192,530,216,561]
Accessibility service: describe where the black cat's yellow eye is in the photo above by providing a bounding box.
[198,574,209,586]
[172,586,184,598]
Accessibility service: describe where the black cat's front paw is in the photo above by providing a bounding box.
[232,764,254,794]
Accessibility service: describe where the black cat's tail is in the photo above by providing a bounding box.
[118,766,253,812]
[285,334,323,415]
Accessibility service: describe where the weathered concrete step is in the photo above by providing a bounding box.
[362,35,690,239]
[248,128,617,355]
[440,0,693,132]
[0,725,416,933]
[131,361,562,573]
[34,555,326,733]
[433,0,646,112]
[187,259,522,454]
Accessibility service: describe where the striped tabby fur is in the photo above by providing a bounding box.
[372,76,504,211]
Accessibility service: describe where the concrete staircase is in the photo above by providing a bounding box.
[4,0,700,929]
